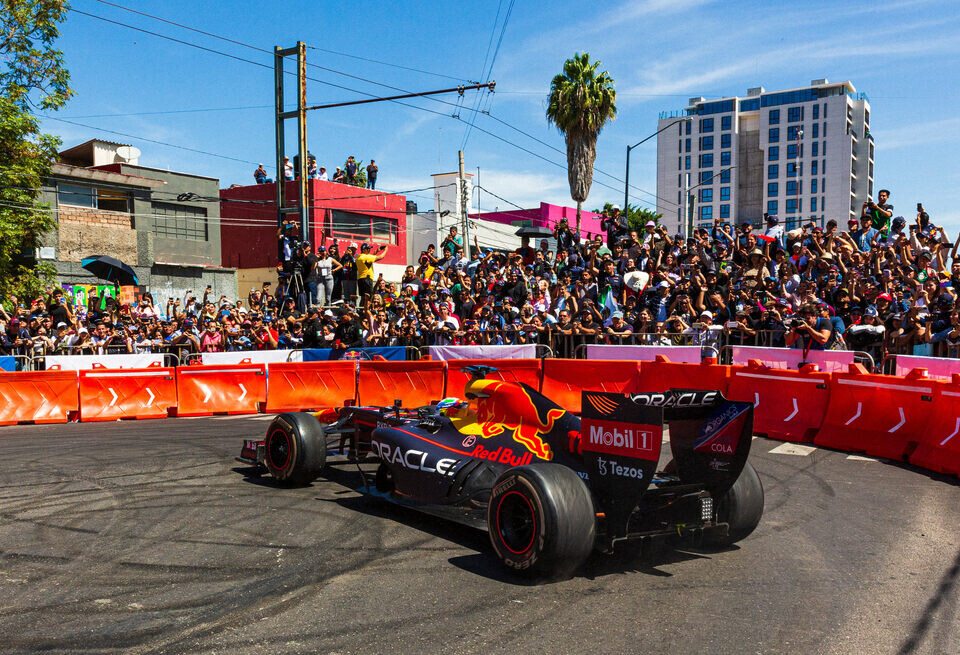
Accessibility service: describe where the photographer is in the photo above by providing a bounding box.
[356,242,389,307]
[784,303,831,351]
[554,216,579,252]
[861,189,893,232]
[600,204,628,247]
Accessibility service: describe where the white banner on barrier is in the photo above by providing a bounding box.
[895,354,960,380]
[428,345,537,360]
[45,353,164,371]
[730,346,855,372]
[200,350,302,365]
[585,344,703,363]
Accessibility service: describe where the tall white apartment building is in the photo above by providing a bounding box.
[655,79,874,235]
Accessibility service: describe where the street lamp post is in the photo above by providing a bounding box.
[624,116,692,216]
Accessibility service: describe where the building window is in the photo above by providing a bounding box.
[823,102,827,117]
[721,133,731,148]
[699,170,713,184]
[769,109,780,124]
[152,202,208,241]
[786,198,798,213]
[788,106,803,122]
[821,195,825,211]
[768,128,780,142]
[700,153,714,167]
[58,183,130,213]
[700,118,714,132]
[699,205,713,221]
[767,182,778,196]
[810,197,818,212]
[720,168,731,183]
[768,164,779,179]
[768,146,779,161]
[700,188,713,202]
[685,155,691,170]
[767,200,778,214]
[811,178,818,194]
[787,162,800,177]
[700,136,714,150]
[812,123,819,138]
[686,121,692,135]
[328,209,399,245]
[685,138,691,152]
[678,140,682,153]
[678,157,682,170]
[811,160,818,175]
[786,181,798,195]
[822,141,826,156]
[787,144,798,159]
[719,204,730,218]
[811,142,819,157]
[720,151,731,166]
[787,125,802,140]
[812,104,819,120]
[720,186,730,201]
[721,115,732,130]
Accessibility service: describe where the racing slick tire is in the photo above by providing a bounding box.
[487,463,595,578]
[263,413,326,486]
[706,461,764,546]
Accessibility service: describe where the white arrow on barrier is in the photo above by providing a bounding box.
[753,392,760,408]
[784,398,799,421]
[888,407,906,433]
[108,387,118,407]
[941,418,960,446]
[238,383,247,402]
[145,387,155,407]
[202,385,212,404]
[845,402,862,426]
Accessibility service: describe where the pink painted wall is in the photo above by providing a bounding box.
[469,202,605,238]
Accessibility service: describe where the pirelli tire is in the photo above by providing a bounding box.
[263,412,327,486]
[707,460,764,546]
[487,463,596,578]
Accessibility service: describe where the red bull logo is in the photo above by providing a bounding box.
[473,380,564,460]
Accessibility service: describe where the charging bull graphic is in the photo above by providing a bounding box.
[470,379,565,460]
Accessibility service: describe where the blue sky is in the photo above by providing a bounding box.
[44,0,960,230]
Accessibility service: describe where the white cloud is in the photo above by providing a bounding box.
[876,117,960,150]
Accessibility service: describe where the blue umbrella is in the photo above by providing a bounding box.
[81,255,139,285]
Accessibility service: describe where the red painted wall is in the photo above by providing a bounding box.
[219,180,408,269]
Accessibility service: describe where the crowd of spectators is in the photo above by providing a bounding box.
[255,155,378,189]
[5,188,960,369]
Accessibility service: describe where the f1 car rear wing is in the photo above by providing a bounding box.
[579,389,754,540]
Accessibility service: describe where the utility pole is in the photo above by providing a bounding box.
[682,172,691,239]
[624,117,692,219]
[459,150,471,260]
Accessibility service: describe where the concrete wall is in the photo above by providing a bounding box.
[736,116,763,225]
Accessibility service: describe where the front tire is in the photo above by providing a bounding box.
[263,413,326,486]
[487,464,595,578]
[707,461,764,546]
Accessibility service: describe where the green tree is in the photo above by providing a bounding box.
[0,0,72,302]
[591,202,663,234]
[546,53,616,234]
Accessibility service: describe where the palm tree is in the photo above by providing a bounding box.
[546,53,617,233]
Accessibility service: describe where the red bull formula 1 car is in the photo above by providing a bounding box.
[237,365,763,577]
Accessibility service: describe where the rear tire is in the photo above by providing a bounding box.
[487,464,595,578]
[263,413,326,486]
[706,461,764,546]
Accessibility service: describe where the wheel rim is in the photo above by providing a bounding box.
[267,429,292,471]
[496,490,536,555]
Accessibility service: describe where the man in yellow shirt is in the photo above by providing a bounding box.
[356,242,388,306]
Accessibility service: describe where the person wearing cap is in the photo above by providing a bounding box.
[254,163,271,184]
[336,242,359,306]
[601,204,628,247]
[850,213,879,252]
[356,241,388,307]
[554,216,580,252]
[763,213,784,247]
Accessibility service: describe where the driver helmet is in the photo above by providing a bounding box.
[436,397,468,416]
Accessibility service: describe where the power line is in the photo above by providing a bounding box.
[57,105,273,119]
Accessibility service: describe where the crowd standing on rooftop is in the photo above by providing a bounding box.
[5,186,960,368]
[254,155,378,188]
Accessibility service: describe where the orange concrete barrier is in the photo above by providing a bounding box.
[444,359,542,398]
[357,360,447,408]
[78,366,177,422]
[175,364,266,416]
[815,364,935,460]
[908,374,960,477]
[634,355,731,395]
[727,361,831,443]
[0,370,79,425]
[540,359,641,413]
[265,361,357,412]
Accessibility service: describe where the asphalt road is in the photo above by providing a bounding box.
[0,415,957,655]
